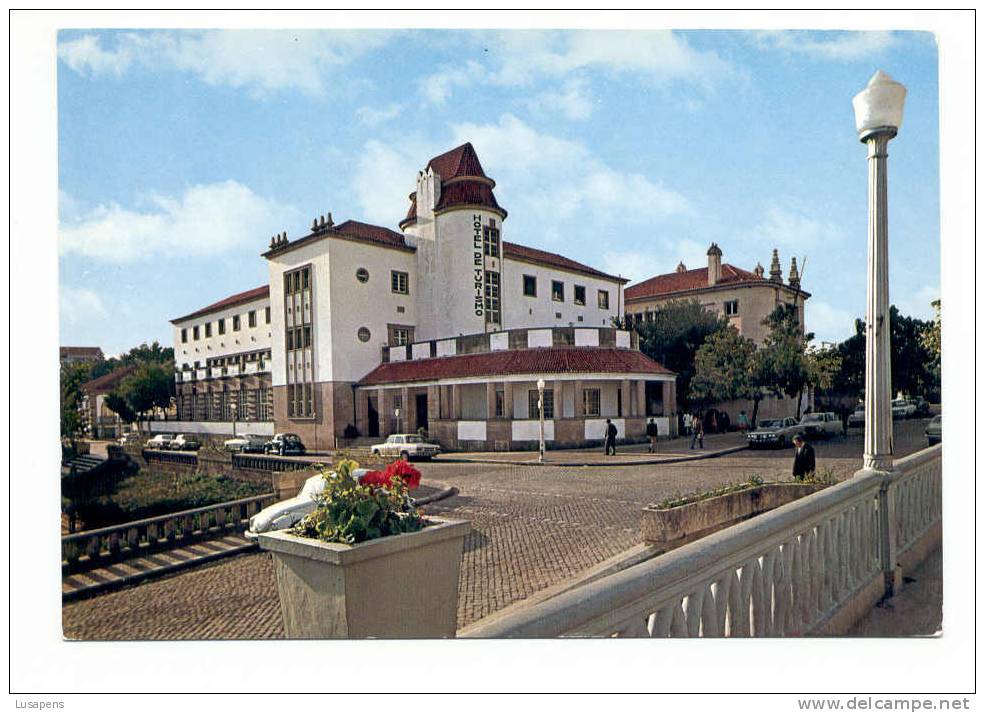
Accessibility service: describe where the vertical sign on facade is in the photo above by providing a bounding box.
[473,214,484,317]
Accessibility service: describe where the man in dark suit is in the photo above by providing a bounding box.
[792,434,816,481]
[604,419,618,456]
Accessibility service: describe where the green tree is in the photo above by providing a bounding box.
[88,341,175,379]
[756,304,813,419]
[104,391,136,424]
[618,299,726,411]
[689,325,757,408]
[60,362,91,440]
[119,362,175,426]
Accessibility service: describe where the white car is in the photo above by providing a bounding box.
[746,418,803,449]
[169,434,201,451]
[245,470,370,539]
[223,433,268,453]
[848,406,865,428]
[799,412,842,439]
[892,398,917,419]
[145,434,175,450]
[370,434,441,460]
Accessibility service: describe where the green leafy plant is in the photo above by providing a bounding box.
[800,467,837,486]
[656,476,770,510]
[292,459,428,545]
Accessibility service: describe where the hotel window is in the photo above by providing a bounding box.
[181,328,187,343]
[265,307,271,324]
[583,389,601,417]
[552,280,564,302]
[249,310,257,328]
[204,322,212,338]
[301,268,310,290]
[598,290,610,310]
[233,315,241,331]
[303,325,312,348]
[522,274,537,297]
[483,222,500,258]
[218,319,225,335]
[193,325,200,340]
[284,265,314,418]
[391,270,409,295]
[388,325,413,347]
[495,389,505,418]
[574,285,586,306]
[484,270,501,324]
[528,388,554,419]
[724,300,739,316]
[357,327,371,342]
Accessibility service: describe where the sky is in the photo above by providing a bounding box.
[56,28,941,356]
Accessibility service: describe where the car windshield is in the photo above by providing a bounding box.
[759,420,783,429]
[388,436,403,443]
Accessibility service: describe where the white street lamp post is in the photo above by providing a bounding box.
[852,70,906,472]
[536,378,546,463]
[229,399,238,438]
[395,407,401,434]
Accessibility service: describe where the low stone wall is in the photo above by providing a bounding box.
[641,483,828,552]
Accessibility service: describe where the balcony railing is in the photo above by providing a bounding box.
[463,445,941,638]
[61,493,277,574]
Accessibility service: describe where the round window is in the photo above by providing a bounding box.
[357,327,371,342]
[355,267,370,283]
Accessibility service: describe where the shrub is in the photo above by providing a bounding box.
[292,459,428,545]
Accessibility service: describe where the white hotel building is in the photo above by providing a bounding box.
[171,143,676,450]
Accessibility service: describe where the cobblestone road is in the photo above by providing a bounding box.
[62,420,934,639]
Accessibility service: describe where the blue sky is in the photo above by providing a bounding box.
[57,29,940,356]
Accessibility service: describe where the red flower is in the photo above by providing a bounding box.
[385,460,422,490]
[359,470,393,488]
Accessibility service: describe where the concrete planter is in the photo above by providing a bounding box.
[258,517,469,639]
[641,483,827,552]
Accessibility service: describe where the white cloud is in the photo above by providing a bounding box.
[749,203,842,250]
[58,30,395,98]
[418,30,734,106]
[60,286,109,326]
[602,239,710,284]
[354,103,404,127]
[59,180,297,263]
[893,284,939,321]
[352,138,435,225]
[450,114,692,224]
[753,31,899,61]
[529,78,594,120]
[807,300,858,344]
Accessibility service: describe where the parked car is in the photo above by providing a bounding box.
[118,431,142,446]
[145,434,175,450]
[799,412,842,439]
[847,405,865,428]
[746,418,803,449]
[223,433,268,453]
[264,433,307,456]
[908,397,932,418]
[891,398,916,419]
[925,415,942,446]
[370,434,442,460]
[169,434,201,451]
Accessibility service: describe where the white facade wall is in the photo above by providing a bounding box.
[512,419,554,442]
[457,420,487,441]
[459,384,487,419]
[584,418,625,440]
[174,295,272,370]
[501,258,622,330]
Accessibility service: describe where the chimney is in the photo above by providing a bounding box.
[676,262,687,274]
[769,249,783,283]
[788,257,801,290]
[754,262,765,279]
[707,243,723,286]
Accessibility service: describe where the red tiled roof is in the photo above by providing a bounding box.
[171,285,269,324]
[426,142,488,181]
[60,346,104,358]
[435,181,504,215]
[82,365,137,394]
[333,220,409,249]
[504,242,628,283]
[625,264,762,301]
[359,347,673,386]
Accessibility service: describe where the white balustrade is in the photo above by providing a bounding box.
[464,445,941,638]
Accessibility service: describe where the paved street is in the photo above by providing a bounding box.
[62,418,935,639]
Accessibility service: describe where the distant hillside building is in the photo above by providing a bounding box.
[624,244,809,345]
[60,346,104,366]
[79,365,136,439]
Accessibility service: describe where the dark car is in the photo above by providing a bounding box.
[264,433,306,456]
[910,398,932,418]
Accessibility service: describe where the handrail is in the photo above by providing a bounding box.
[465,444,942,639]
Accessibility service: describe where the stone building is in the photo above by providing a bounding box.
[60,346,104,366]
[79,365,136,439]
[163,143,678,449]
[624,243,809,345]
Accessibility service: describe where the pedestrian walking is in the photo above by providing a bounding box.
[737,410,749,432]
[646,417,659,453]
[690,414,704,449]
[604,418,618,456]
[792,434,816,481]
[708,410,718,434]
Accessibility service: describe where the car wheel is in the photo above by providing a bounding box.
[400,451,410,461]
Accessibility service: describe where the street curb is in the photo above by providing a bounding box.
[432,444,749,467]
[413,480,458,505]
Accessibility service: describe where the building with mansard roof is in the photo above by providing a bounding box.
[167,143,678,450]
